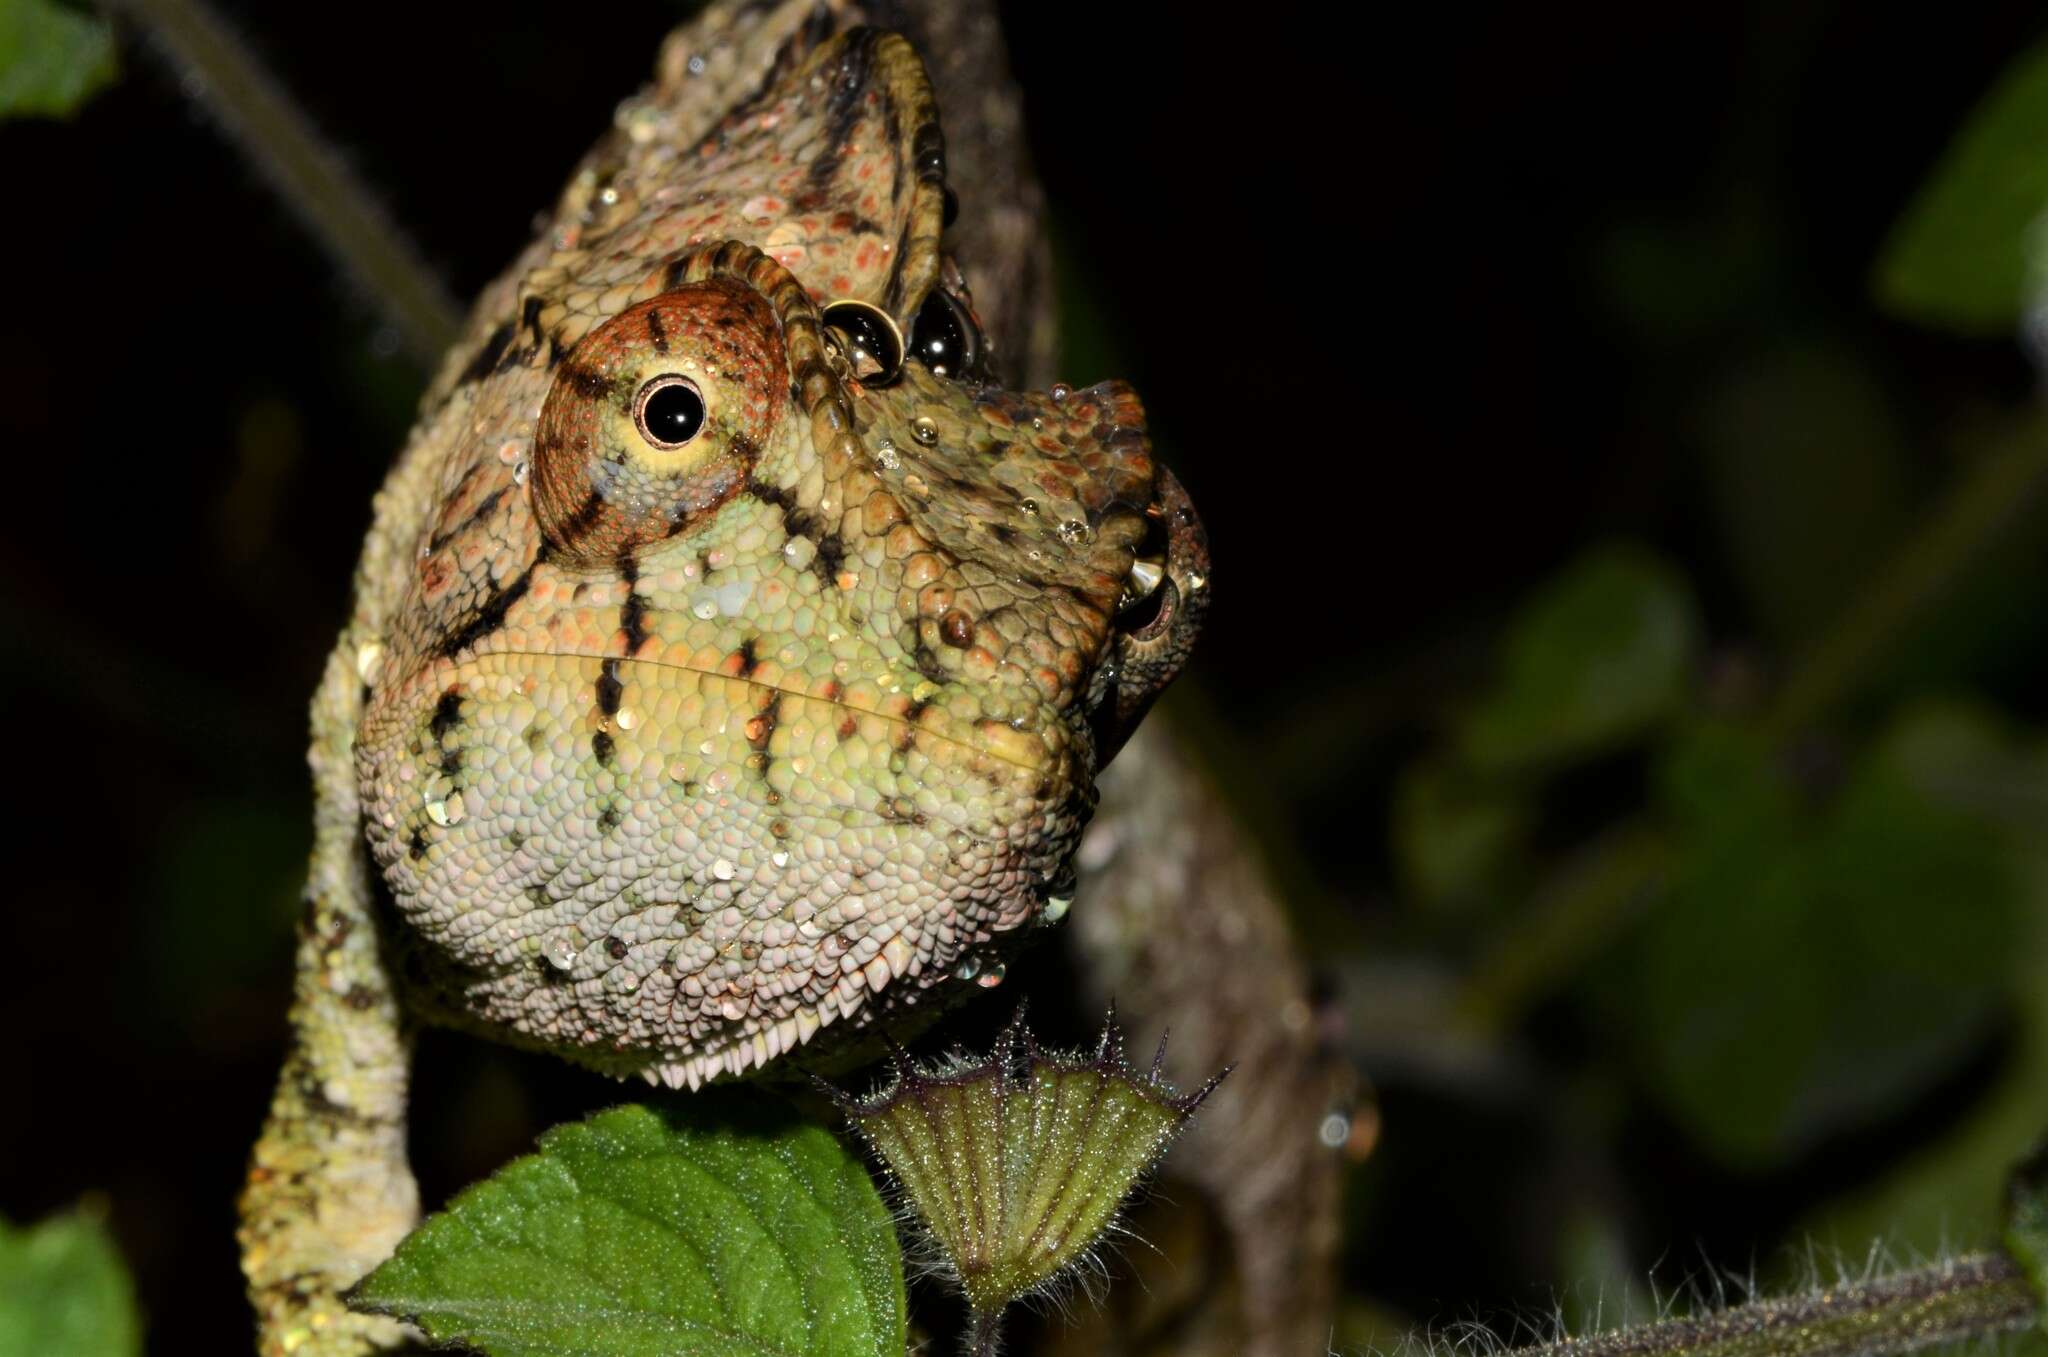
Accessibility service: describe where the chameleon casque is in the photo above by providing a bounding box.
[236,5,1207,1353]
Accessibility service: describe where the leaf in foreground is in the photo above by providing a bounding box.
[0,0,117,120]
[0,1203,143,1357]
[349,1097,904,1357]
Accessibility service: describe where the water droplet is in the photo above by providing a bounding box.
[512,460,530,487]
[1018,498,1039,516]
[692,596,719,620]
[544,933,579,971]
[1318,1112,1352,1149]
[615,708,637,731]
[975,962,1006,988]
[910,416,939,445]
[712,858,736,881]
[771,850,789,868]
[783,535,817,569]
[952,955,981,981]
[686,52,707,75]
[354,641,384,683]
[1057,519,1091,545]
[1041,894,1074,924]
[874,438,900,471]
[1050,382,1072,401]
[424,794,464,827]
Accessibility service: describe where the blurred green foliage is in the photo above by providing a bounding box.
[0,0,113,119]
[1877,39,2048,335]
[0,1205,141,1357]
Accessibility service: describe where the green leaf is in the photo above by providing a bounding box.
[350,1098,904,1357]
[0,1204,143,1357]
[1458,544,1699,775]
[1615,704,2020,1168]
[0,0,117,121]
[1391,755,1530,911]
[1874,38,2048,334]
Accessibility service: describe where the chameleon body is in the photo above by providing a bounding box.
[237,6,1206,1353]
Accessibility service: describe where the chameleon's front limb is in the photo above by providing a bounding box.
[238,629,419,1356]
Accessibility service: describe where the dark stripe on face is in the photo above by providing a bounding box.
[745,475,845,587]
[430,688,463,739]
[617,556,648,654]
[435,564,535,659]
[808,28,880,191]
[456,320,516,387]
[596,657,624,716]
[561,362,612,400]
[592,730,615,765]
[556,491,606,547]
[645,308,669,353]
[428,485,508,554]
[735,637,758,678]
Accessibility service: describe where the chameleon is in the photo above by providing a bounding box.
[235,4,1208,1353]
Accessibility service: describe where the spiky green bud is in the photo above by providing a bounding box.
[825,1006,1224,1322]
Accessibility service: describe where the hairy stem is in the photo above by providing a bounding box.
[963,1307,1003,1357]
[102,0,463,363]
[1496,1252,2038,1357]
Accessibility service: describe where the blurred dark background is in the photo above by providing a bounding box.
[6,1,2048,1351]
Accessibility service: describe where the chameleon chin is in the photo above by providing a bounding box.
[238,9,1205,1355]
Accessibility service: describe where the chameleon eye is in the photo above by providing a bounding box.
[635,376,706,447]
[531,278,786,566]
[908,287,979,379]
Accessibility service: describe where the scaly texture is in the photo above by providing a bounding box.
[239,7,1206,1354]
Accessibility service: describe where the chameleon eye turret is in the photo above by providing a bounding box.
[531,276,786,566]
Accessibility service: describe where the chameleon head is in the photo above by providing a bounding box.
[353,33,1206,1089]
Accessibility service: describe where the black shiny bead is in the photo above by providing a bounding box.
[909,289,978,379]
[821,299,905,384]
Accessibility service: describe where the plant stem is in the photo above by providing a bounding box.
[103,0,464,364]
[1760,417,2048,745]
[963,1307,1003,1357]
[1498,1252,2038,1357]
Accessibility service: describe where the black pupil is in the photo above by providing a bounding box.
[641,381,705,445]
[910,291,974,377]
